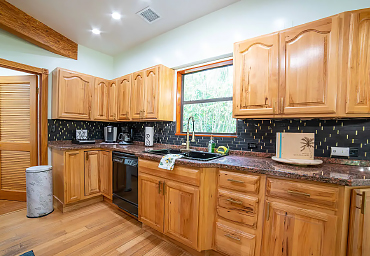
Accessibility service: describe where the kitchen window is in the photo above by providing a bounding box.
[176,59,236,136]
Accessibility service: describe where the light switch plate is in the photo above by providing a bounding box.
[331,147,350,157]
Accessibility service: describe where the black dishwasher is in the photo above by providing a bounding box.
[112,151,138,217]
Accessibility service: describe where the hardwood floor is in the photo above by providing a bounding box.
[0,200,27,215]
[0,202,192,256]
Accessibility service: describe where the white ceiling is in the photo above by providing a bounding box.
[7,0,240,56]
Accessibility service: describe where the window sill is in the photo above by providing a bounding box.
[175,133,237,138]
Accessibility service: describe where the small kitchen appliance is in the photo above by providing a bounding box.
[118,126,133,145]
[104,126,117,143]
[145,127,154,147]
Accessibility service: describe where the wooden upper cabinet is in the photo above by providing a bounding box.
[346,11,370,114]
[92,78,109,121]
[108,80,117,121]
[84,151,100,196]
[233,33,279,117]
[65,151,83,204]
[262,201,338,256]
[164,180,200,250]
[117,74,131,121]
[280,16,339,115]
[52,68,93,120]
[144,66,159,119]
[131,71,145,120]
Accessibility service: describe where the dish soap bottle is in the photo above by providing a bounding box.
[208,135,216,153]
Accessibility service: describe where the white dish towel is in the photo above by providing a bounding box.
[158,154,183,170]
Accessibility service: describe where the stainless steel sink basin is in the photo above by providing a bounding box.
[144,149,224,161]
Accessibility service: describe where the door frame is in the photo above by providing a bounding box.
[0,58,49,165]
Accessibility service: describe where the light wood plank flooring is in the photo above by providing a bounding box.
[0,202,192,256]
[0,200,27,215]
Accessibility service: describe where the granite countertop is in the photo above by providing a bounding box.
[48,141,370,186]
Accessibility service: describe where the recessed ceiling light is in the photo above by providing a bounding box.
[112,12,121,20]
[92,29,101,35]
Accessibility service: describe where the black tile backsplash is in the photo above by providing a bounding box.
[48,119,370,160]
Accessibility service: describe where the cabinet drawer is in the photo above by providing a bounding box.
[266,178,339,209]
[219,170,260,194]
[215,222,256,256]
[217,189,258,228]
[138,159,200,186]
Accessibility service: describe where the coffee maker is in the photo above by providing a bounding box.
[104,126,117,143]
[118,126,133,145]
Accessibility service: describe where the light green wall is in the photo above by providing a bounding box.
[0,29,114,119]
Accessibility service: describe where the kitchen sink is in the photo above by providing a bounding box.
[144,149,224,161]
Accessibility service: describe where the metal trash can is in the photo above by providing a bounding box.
[26,165,53,218]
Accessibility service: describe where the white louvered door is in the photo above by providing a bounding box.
[0,75,37,201]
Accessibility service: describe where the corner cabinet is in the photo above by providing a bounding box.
[52,68,93,120]
[233,33,279,117]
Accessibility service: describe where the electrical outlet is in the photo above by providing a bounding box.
[248,142,257,149]
[51,124,56,133]
[331,147,350,157]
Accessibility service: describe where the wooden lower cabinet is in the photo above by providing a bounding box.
[84,151,100,196]
[164,180,200,249]
[215,222,256,256]
[99,151,112,199]
[52,149,112,210]
[262,201,337,256]
[138,173,164,232]
[65,150,83,204]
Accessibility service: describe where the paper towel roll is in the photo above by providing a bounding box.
[145,127,154,146]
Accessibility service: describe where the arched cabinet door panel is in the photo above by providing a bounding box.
[117,74,132,121]
[346,11,370,114]
[233,33,279,117]
[280,16,339,115]
[92,78,109,121]
[144,66,159,119]
[131,71,145,120]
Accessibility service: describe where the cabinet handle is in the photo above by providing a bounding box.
[280,98,284,113]
[224,233,241,241]
[227,179,245,183]
[361,191,366,214]
[273,100,277,114]
[163,181,166,195]
[287,190,310,197]
[86,153,89,161]
[227,198,243,205]
[267,202,270,221]
[158,181,161,194]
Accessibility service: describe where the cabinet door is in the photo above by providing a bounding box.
[347,188,370,256]
[99,151,112,199]
[131,71,145,120]
[144,66,159,119]
[65,151,83,204]
[280,16,339,115]
[138,173,164,232]
[164,180,200,250]
[262,201,337,256]
[233,33,279,117]
[58,69,93,120]
[92,78,109,121]
[346,11,370,114]
[117,74,131,121]
[108,80,117,121]
[84,151,100,196]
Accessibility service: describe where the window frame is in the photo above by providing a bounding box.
[175,58,236,137]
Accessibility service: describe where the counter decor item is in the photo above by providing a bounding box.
[274,132,322,165]
[158,154,183,170]
[216,146,229,155]
[145,127,154,147]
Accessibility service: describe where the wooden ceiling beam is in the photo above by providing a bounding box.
[0,0,78,60]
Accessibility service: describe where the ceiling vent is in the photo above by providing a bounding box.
[137,7,161,23]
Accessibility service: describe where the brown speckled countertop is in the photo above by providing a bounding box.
[49,141,370,186]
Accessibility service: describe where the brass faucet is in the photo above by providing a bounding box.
[182,116,195,151]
